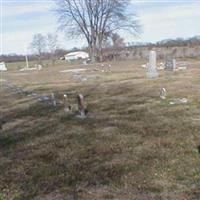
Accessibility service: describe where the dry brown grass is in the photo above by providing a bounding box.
[0,59,200,200]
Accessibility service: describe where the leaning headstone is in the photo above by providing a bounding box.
[146,51,159,79]
[77,94,87,118]
[51,93,57,106]
[160,88,166,99]
[165,58,176,70]
[63,94,71,113]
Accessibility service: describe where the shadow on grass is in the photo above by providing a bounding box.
[16,102,61,118]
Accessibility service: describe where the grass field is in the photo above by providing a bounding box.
[5,59,68,71]
[0,59,200,200]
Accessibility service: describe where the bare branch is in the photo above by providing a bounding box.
[54,0,141,61]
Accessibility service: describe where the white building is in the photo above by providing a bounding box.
[64,51,89,61]
[0,62,7,71]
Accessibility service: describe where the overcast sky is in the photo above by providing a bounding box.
[1,0,200,54]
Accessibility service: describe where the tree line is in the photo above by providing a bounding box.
[1,1,200,63]
[1,35,200,63]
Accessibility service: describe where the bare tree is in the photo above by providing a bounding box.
[55,0,140,62]
[30,33,46,64]
[46,33,59,65]
[111,33,125,48]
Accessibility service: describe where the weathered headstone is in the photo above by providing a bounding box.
[51,93,57,106]
[63,94,71,113]
[160,88,166,99]
[146,51,159,79]
[77,94,87,118]
[165,58,176,70]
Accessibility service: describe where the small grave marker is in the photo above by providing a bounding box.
[169,98,188,105]
[77,94,87,118]
[108,64,112,72]
[63,94,71,113]
[51,93,57,106]
[160,88,166,99]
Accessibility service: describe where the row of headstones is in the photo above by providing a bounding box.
[3,83,88,119]
[52,93,88,119]
[0,93,87,131]
[147,51,186,79]
[165,58,186,70]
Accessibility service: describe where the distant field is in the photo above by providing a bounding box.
[1,58,200,200]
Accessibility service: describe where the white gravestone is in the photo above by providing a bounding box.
[63,94,71,113]
[0,62,7,71]
[146,51,158,79]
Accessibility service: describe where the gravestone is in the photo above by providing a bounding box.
[0,62,7,71]
[63,94,71,113]
[165,58,176,70]
[77,94,87,118]
[51,93,57,106]
[146,51,158,79]
[160,88,166,99]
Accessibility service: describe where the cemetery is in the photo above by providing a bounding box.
[0,55,200,199]
[1,0,200,199]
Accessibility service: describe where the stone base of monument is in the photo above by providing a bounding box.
[146,69,159,79]
[76,111,87,119]
[169,98,188,105]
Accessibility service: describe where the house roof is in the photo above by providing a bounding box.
[65,51,88,57]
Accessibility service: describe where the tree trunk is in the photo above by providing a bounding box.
[88,43,96,63]
[88,40,103,62]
